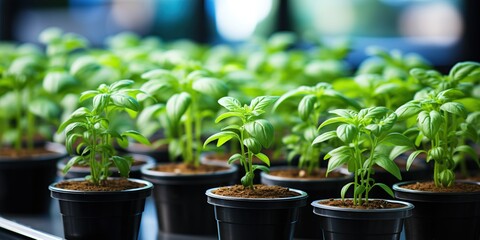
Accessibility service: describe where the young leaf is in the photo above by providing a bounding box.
[417,110,443,139]
[395,102,421,121]
[218,96,242,111]
[336,124,357,144]
[250,96,279,113]
[340,182,355,200]
[228,153,243,164]
[326,146,352,173]
[406,150,426,170]
[252,164,270,173]
[312,131,337,145]
[244,119,274,148]
[109,79,134,91]
[192,77,228,99]
[203,131,239,148]
[255,152,270,166]
[166,92,191,122]
[449,61,480,82]
[440,102,466,117]
[298,95,316,121]
[380,133,414,148]
[112,156,131,177]
[111,94,140,111]
[243,138,262,154]
[375,154,402,180]
[62,156,84,174]
[121,130,151,145]
[215,111,244,123]
[373,183,395,198]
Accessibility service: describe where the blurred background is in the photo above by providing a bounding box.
[0,0,478,70]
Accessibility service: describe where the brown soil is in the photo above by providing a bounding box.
[401,181,480,192]
[268,168,345,179]
[55,178,145,191]
[213,184,300,198]
[152,162,229,174]
[318,199,404,209]
[0,148,56,158]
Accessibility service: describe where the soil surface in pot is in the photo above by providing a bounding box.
[152,162,229,174]
[268,168,344,179]
[213,184,300,198]
[318,199,404,209]
[0,147,56,158]
[401,181,480,192]
[55,179,145,191]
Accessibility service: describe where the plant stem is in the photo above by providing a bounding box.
[14,89,22,152]
[184,106,193,165]
[26,86,34,151]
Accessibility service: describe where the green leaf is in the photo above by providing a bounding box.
[252,164,270,173]
[203,131,237,147]
[407,150,426,170]
[250,96,279,112]
[62,156,84,174]
[79,90,99,102]
[122,130,151,145]
[455,145,479,165]
[336,124,357,144]
[375,154,402,180]
[325,146,352,173]
[28,99,60,120]
[318,117,349,130]
[43,71,76,93]
[373,183,394,198]
[298,95,316,121]
[141,69,175,80]
[340,182,354,199]
[395,102,421,121]
[380,133,414,148]
[389,145,412,160]
[218,97,241,111]
[166,92,191,122]
[228,153,243,164]
[417,110,443,139]
[112,156,132,177]
[93,94,109,113]
[111,94,140,111]
[244,119,274,148]
[109,79,134,91]
[440,102,466,117]
[192,77,228,99]
[329,109,355,118]
[273,87,311,111]
[255,153,270,166]
[362,106,389,119]
[243,138,262,154]
[449,61,480,82]
[354,185,366,198]
[215,111,244,123]
[312,131,337,145]
[437,89,464,101]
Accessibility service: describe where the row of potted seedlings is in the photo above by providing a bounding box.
[1,28,480,240]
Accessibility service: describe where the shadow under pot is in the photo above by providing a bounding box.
[49,178,152,240]
[57,153,155,179]
[141,163,237,236]
[312,198,414,240]
[205,186,308,240]
[0,142,67,214]
[393,180,480,240]
[261,166,352,240]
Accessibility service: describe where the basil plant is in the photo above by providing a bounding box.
[313,107,414,205]
[204,96,278,189]
[58,80,150,185]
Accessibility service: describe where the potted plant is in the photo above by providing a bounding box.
[311,106,414,239]
[393,61,480,240]
[0,43,67,214]
[49,80,153,240]
[139,68,237,236]
[260,82,357,239]
[204,96,308,240]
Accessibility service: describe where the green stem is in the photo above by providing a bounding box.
[193,100,202,167]
[184,106,193,165]
[26,86,34,151]
[14,89,22,152]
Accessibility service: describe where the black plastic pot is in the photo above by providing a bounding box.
[49,178,152,240]
[261,167,352,239]
[393,180,480,240]
[141,163,237,236]
[0,142,67,214]
[312,198,414,240]
[206,186,308,240]
[57,153,155,179]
